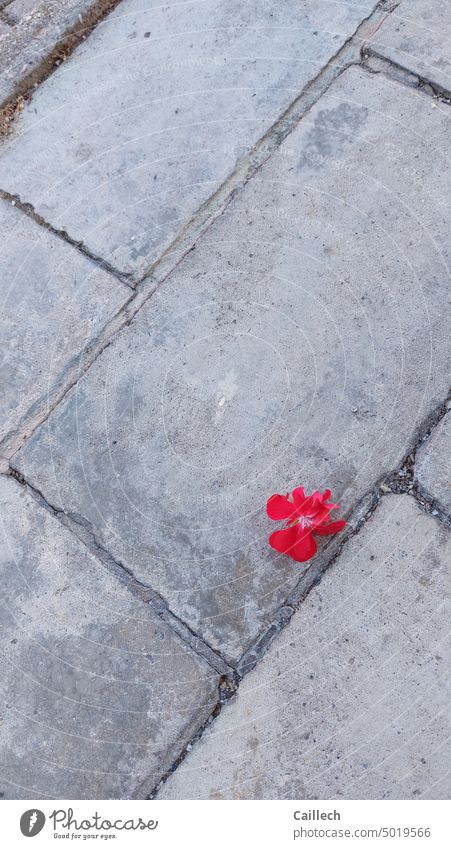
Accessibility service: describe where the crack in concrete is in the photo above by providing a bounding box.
[3,0,449,800]
[382,393,451,527]
[237,489,380,680]
[0,0,404,465]
[145,674,238,801]
[0,190,134,287]
[138,0,402,287]
[0,273,159,460]
[7,469,233,678]
[0,0,127,112]
[146,391,451,798]
[361,50,451,103]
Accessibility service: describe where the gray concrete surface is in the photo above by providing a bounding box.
[0,0,378,277]
[367,0,451,93]
[0,474,218,799]
[415,412,451,514]
[0,1,121,109]
[159,495,451,800]
[1,0,450,802]
[13,66,451,662]
[0,196,128,448]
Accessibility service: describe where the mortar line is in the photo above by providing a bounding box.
[361,49,451,102]
[1,0,444,315]
[0,0,401,461]
[6,394,449,798]
[0,190,134,287]
[6,469,233,678]
[0,0,127,113]
[0,274,159,461]
[0,0,446,798]
[136,0,401,287]
[382,393,451,526]
[141,674,237,801]
[2,0,396,290]
[147,391,451,799]
[0,0,446,805]
[237,391,451,680]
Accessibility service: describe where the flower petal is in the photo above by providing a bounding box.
[266,493,296,521]
[292,485,305,506]
[310,505,334,527]
[294,494,315,517]
[268,525,298,554]
[314,520,347,536]
[292,529,318,562]
[269,525,318,562]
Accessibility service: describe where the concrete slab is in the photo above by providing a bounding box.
[0,198,128,449]
[159,495,451,800]
[0,1,121,109]
[13,67,451,662]
[0,475,218,799]
[367,0,451,93]
[415,412,451,514]
[0,20,10,41]
[0,0,378,277]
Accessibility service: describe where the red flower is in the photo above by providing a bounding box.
[267,485,346,563]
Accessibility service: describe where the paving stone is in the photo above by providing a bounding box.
[159,495,451,800]
[0,475,218,799]
[0,1,120,108]
[13,67,451,662]
[3,0,41,18]
[0,0,378,276]
[0,20,11,40]
[415,412,451,513]
[0,198,128,449]
[367,0,451,93]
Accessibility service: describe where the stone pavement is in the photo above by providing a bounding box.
[365,0,451,93]
[0,475,218,799]
[0,0,450,799]
[0,0,379,278]
[0,1,121,110]
[415,410,451,515]
[159,496,451,800]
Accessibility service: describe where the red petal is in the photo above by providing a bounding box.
[295,494,315,516]
[310,505,333,526]
[268,525,298,554]
[269,526,317,562]
[314,520,347,536]
[266,493,296,521]
[292,485,305,506]
[292,529,317,562]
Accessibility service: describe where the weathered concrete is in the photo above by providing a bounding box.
[0,475,218,799]
[0,0,378,277]
[0,197,128,449]
[0,1,122,110]
[366,0,451,93]
[13,67,451,662]
[159,495,451,800]
[415,412,451,514]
